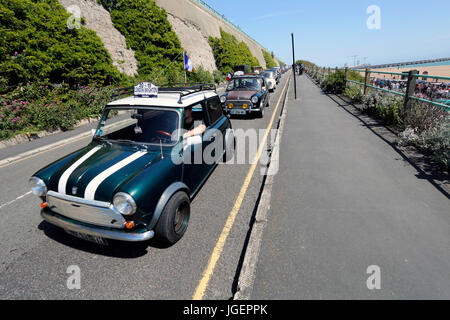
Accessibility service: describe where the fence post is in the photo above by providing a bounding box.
[403,70,419,118]
[363,68,370,95]
[344,67,349,82]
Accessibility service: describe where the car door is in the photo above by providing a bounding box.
[181,102,210,194]
[203,96,228,174]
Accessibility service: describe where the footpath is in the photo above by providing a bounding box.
[249,74,450,299]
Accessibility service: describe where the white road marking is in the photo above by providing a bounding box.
[0,191,32,210]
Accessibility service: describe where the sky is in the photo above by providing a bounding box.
[204,0,450,67]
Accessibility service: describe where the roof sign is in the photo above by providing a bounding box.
[134,82,158,98]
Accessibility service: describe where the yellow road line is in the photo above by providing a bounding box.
[192,75,291,300]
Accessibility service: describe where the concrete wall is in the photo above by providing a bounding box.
[155,0,271,70]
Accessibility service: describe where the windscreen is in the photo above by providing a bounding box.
[227,78,262,91]
[95,107,180,146]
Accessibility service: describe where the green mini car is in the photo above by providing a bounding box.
[29,83,234,245]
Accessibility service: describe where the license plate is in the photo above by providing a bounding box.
[230,109,246,115]
[65,230,108,246]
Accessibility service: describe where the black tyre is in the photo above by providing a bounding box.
[155,191,190,245]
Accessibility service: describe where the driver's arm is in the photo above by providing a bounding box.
[183,123,206,139]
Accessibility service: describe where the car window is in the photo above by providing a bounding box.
[97,107,180,146]
[227,78,261,91]
[206,97,223,125]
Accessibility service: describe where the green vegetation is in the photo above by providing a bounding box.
[0,0,124,88]
[102,0,184,78]
[209,29,260,75]
[296,60,317,69]
[1,0,272,141]
[0,83,115,140]
[262,50,277,69]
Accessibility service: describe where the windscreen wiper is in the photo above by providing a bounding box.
[114,139,147,149]
[93,136,112,146]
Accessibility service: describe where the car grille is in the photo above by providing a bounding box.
[226,100,253,109]
[46,191,126,229]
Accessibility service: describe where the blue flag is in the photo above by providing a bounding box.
[184,50,193,73]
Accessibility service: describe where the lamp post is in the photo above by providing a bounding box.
[291,33,297,100]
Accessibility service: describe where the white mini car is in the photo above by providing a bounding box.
[262,71,277,92]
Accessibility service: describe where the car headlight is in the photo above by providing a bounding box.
[113,192,137,216]
[251,96,259,104]
[29,176,47,197]
[220,95,227,103]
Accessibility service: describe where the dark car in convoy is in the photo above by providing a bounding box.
[220,75,270,118]
[29,83,234,246]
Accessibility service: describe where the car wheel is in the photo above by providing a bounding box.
[154,191,190,245]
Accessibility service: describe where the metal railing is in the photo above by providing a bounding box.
[345,67,450,112]
[305,66,450,113]
[191,0,271,54]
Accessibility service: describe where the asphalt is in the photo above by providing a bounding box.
[250,74,450,299]
[0,75,289,299]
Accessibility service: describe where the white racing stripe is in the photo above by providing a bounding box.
[58,145,103,194]
[84,151,147,201]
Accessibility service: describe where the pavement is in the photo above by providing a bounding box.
[250,74,450,299]
[0,75,289,299]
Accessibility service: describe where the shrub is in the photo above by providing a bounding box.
[0,0,123,87]
[209,29,260,75]
[262,50,276,69]
[377,95,404,126]
[399,122,450,171]
[344,85,363,103]
[404,100,447,132]
[0,83,115,139]
[212,70,225,84]
[322,71,346,94]
[105,0,184,76]
[187,66,213,84]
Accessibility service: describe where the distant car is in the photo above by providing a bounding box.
[220,75,270,118]
[261,71,277,92]
[268,67,281,84]
[29,83,234,246]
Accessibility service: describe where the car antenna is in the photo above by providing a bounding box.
[159,139,164,159]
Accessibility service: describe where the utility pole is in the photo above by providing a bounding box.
[349,55,358,67]
[291,33,297,100]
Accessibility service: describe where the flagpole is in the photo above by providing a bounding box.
[183,49,187,87]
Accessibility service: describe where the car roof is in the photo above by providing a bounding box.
[107,90,217,108]
[231,75,263,79]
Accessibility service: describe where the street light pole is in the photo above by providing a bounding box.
[291,33,297,100]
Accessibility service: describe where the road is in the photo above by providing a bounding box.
[250,74,450,299]
[0,74,290,299]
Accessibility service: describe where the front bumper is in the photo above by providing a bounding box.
[41,209,154,242]
[223,100,262,114]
